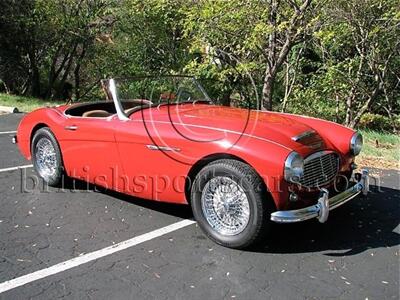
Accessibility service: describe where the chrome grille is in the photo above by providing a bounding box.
[300,151,339,188]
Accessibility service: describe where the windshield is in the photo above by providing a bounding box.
[100,76,212,120]
[102,75,211,110]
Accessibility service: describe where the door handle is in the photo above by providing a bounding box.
[64,125,78,131]
[146,144,180,152]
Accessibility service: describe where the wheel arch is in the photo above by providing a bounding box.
[184,153,273,207]
[30,123,50,155]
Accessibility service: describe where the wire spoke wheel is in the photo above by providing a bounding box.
[35,137,58,181]
[201,176,250,236]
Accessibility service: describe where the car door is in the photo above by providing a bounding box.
[115,107,228,203]
[113,111,193,203]
[60,115,121,190]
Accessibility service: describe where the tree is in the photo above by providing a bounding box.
[115,0,190,74]
[0,0,43,96]
[261,0,315,110]
[39,0,115,99]
[0,0,398,133]
[0,0,114,99]
[315,0,400,127]
[184,0,318,110]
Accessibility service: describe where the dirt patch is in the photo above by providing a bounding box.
[356,156,399,171]
[372,139,395,150]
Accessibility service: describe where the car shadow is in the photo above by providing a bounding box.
[63,179,399,256]
[61,178,193,219]
[254,185,400,256]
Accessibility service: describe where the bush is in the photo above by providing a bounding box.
[285,87,346,123]
[358,113,399,132]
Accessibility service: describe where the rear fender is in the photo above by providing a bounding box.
[16,108,66,160]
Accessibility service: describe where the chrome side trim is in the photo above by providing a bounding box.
[146,144,181,152]
[292,130,316,142]
[270,169,369,223]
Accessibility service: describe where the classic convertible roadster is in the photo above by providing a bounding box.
[14,76,369,248]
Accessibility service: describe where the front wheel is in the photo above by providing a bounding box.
[190,159,274,249]
[31,127,64,187]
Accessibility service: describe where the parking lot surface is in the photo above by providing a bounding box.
[0,113,399,299]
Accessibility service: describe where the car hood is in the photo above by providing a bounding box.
[153,104,326,153]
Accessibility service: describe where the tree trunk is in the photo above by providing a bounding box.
[281,61,290,113]
[262,71,274,110]
[74,43,87,100]
[29,52,41,97]
[2,81,10,94]
[349,83,382,128]
[344,95,353,126]
[74,67,80,100]
[46,45,63,98]
[55,43,78,99]
[220,89,231,106]
[335,93,340,123]
[263,0,278,111]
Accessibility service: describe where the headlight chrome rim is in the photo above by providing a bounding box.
[350,132,363,156]
[284,151,304,183]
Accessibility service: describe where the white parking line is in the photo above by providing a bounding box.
[0,219,196,294]
[0,165,33,173]
[0,131,16,135]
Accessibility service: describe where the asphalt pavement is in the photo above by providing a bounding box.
[0,113,399,299]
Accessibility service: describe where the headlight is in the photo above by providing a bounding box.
[284,151,304,183]
[350,132,363,156]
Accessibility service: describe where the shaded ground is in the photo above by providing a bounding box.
[0,114,399,299]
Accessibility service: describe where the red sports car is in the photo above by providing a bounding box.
[14,76,369,249]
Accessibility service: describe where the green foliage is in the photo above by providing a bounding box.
[286,87,344,121]
[360,129,400,162]
[116,0,190,73]
[358,113,399,132]
[0,0,398,131]
[0,93,63,112]
[312,0,399,126]
[278,0,400,128]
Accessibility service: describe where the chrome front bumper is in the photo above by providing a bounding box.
[270,169,369,223]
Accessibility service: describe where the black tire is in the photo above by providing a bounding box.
[31,127,64,187]
[190,159,274,249]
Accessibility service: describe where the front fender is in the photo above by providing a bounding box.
[225,135,291,210]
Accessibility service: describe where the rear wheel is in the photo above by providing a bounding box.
[31,127,64,187]
[190,159,274,249]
